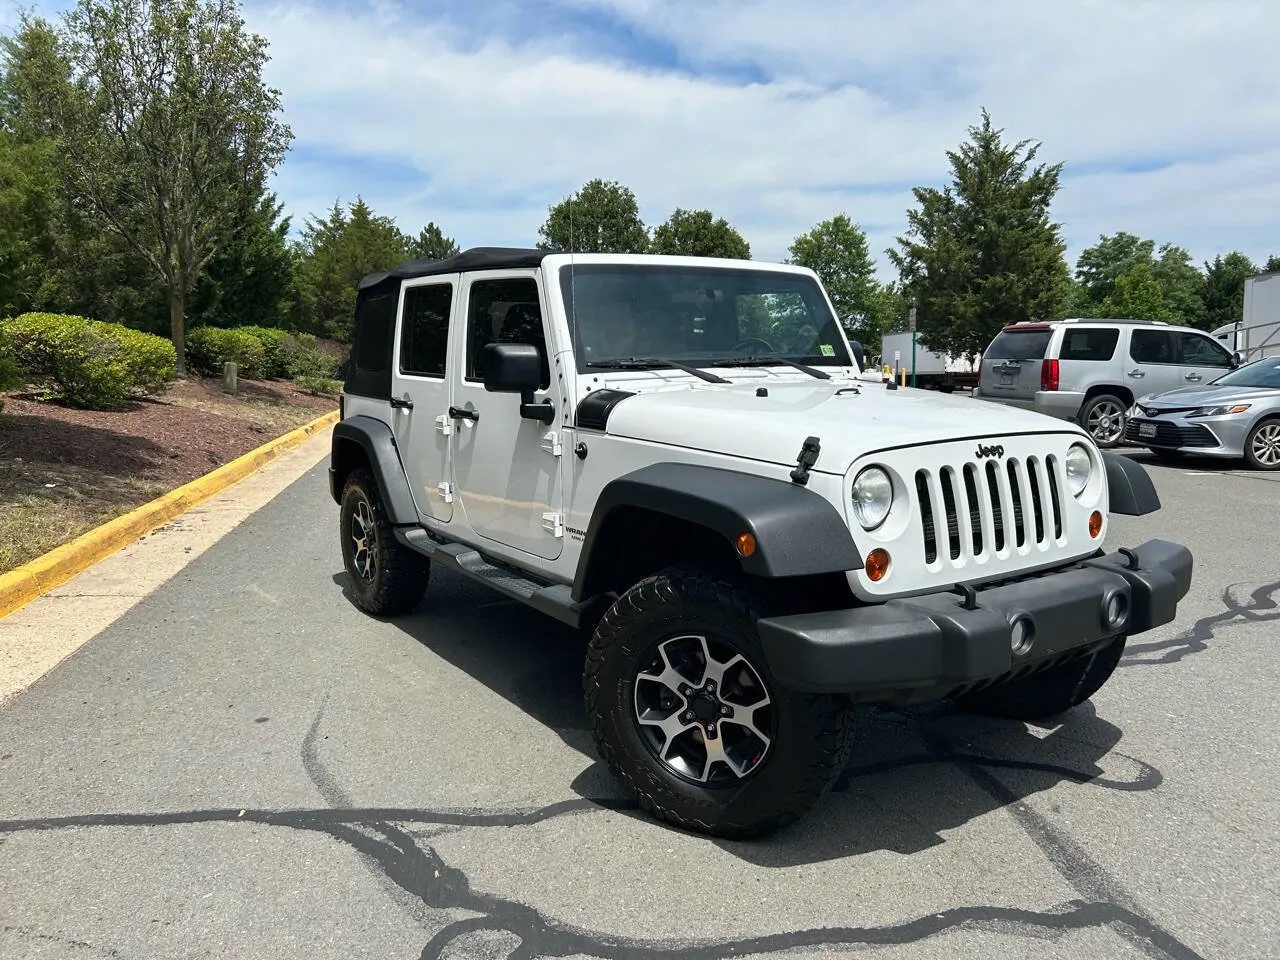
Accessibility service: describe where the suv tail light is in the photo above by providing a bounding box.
[1040,359,1059,392]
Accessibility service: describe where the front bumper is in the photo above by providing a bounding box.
[1124,413,1249,457]
[757,539,1192,700]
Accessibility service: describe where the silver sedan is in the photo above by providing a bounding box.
[1123,356,1280,470]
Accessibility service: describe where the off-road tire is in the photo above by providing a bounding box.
[1079,393,1128,449]
[583,565,855,839]
[339,467,430,616]
[1243,417,1280,471]
[954,636,1126,721]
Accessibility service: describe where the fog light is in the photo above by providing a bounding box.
[1103,591,1129,631]
[865,548,891,582]
[1010,617,1035,656]
[1089,511,1103,538]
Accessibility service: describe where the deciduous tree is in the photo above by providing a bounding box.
[649,207,750,259]
[31,0,292,374]
[537,178,649,253]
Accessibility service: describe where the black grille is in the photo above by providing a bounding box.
[1124,419,1217,448]
[917,455,1063,563]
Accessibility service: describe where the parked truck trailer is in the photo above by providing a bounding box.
[877,332,980,392]
[1211,272,1280,363]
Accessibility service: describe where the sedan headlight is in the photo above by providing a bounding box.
[852,466,893,530]
[1189,403,1252,417]
[1065,443,1093,497]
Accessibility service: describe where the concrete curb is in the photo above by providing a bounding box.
[0,408,340,621]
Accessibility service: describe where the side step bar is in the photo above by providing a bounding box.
[393,527,609,630]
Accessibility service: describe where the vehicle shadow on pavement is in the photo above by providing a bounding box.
[337,567,1159,868]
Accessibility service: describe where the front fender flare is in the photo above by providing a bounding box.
[572,462,862,601]
[1102,451,1161,516]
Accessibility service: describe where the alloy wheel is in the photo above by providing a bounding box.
[1251,422,1280,467]
[632,634,774,786]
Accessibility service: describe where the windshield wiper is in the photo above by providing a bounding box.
[708,354,832,380]
[585,357,730,384]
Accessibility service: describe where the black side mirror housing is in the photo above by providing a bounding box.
[479,342,555,423]
[848,339,866,370]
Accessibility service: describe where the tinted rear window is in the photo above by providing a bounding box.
[1059,328,1119,362]
[985,329,1051,360]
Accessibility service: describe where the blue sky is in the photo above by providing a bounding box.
[6,0,1280,280]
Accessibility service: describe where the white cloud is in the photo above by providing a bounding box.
[239,0,1280,276]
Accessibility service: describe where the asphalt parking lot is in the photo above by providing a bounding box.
[2,443,1277,960]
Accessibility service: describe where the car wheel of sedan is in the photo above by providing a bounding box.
[1079,393,1128,448]
[1244,417,1280,471]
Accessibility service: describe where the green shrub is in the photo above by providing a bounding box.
[295,374,343,396]
[281,332,341,380]
[236,325,289,377]
[186,326,267,380]
[1,312,177,409]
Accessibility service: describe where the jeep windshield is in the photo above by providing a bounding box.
[558,263,852,375]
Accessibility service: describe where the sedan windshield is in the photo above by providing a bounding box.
[558,263,852,373]
[1212,356,1280,388]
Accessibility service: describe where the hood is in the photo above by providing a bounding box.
[1138,384,1280,410]
[588,374,1082,473]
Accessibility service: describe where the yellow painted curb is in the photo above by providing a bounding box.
[0,407,340,620]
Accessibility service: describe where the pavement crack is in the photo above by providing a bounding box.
[922,727,1205,960]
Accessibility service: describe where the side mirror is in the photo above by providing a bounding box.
[479,342,554,424]
[1231,351,1243,368]
[848,339,866,370]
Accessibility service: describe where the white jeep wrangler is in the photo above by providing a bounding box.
[329,248,1193,838]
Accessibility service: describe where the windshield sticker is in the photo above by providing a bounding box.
[820,344,835,357]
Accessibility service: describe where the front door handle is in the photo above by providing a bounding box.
[1128,369,1146,378]
[1185,373,1202,381]
[390,396,414,410]
[448,405,479,422]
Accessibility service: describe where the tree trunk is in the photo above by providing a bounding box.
[169,283,186,378]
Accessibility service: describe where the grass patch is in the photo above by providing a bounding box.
[0,459,167,574]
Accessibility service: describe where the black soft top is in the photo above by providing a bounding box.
[357,247,551,293]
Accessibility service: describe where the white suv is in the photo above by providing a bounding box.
[329,249,1193,838]
[973,318,1240,447]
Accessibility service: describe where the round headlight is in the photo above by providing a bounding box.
[1065,443,1093,497]
[852,466,894,530]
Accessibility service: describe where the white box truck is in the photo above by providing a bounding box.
[877,331,980,392]
[1211,271,1280,363]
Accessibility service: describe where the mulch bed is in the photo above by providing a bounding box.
[0,376,336,488]
[0,376,337,573]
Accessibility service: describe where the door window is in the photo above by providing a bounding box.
[399,282,453,378]
[1128,330,1175,365]
[465,277,549,389]
[1178,331,1233,367]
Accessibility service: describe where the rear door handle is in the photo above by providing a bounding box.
[1128,369,1146,378]
[448,405,479,422]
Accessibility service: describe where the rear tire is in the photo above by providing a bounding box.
[1079,393,1128,449]
[583,565,854,839]
[339,467,430,616]
[953,636,1126,721]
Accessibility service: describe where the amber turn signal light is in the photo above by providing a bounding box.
[735,532,757,558]
[865,548,891,582]
[1089,511,1103,538]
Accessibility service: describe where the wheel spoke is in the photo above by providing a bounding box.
[701,730,746,780]
[723,701,773,749]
